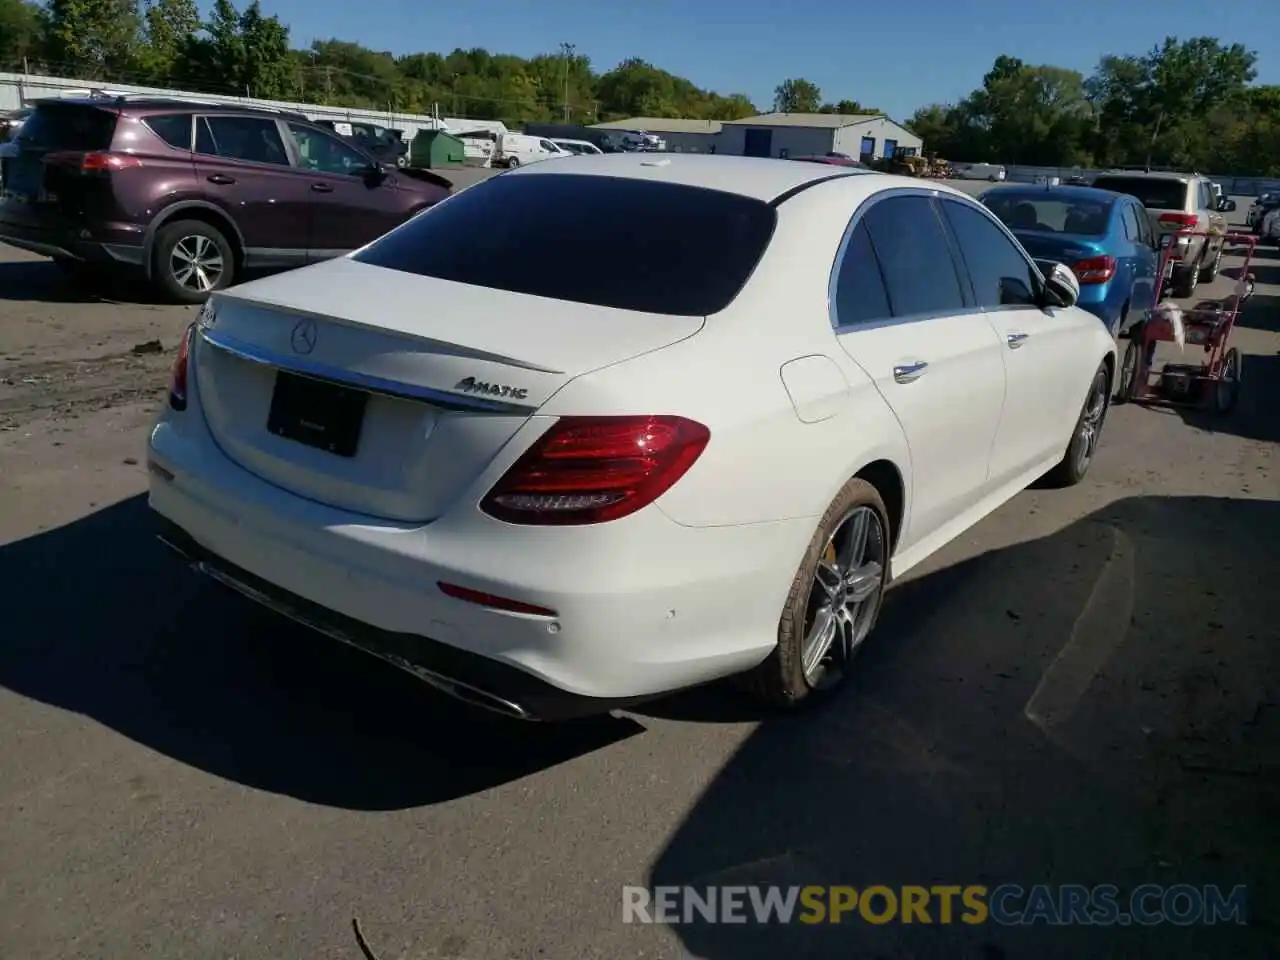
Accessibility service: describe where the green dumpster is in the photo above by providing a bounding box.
[409,130,466,168]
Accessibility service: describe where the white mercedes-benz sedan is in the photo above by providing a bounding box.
[147,153,1116,721]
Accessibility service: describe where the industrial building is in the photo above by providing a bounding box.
[589,117,723,153]
[718,112,922,162]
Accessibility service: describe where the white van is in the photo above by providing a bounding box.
[957,162,1007,182]
[551,138,604,156]
[493,133,568,168]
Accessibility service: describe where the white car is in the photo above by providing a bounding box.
[147,154,1116,720]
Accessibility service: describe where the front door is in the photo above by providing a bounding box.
[285,123,407,259]
[830,194,1007,553]
[193,114,311,267]
[936,197,1082,484]
[743,129,772,158]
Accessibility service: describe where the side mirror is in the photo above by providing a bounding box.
[363,164,388,185]
[1040,261,1080,308]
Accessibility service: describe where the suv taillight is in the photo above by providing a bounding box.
[80,151,143,173]
[169,324,194,411]
[1070,255,1117,285]
[1158,212,1197,228]
[480,415,711,525]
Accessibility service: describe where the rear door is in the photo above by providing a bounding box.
[938,197,1081,485]
[830,193,1007,553]
[193,114,311,266]
[284,122,410,258]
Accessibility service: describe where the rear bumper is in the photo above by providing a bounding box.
[0,203,145,267]
[145,393,808,718]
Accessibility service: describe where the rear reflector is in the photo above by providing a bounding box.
[437,582,558,617]
[481,415,711,525]
[1070,255,1117,285]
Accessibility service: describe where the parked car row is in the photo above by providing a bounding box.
[0,96,452,302]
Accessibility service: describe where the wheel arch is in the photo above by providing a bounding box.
[143,202,245,279]
[853,459,906,554]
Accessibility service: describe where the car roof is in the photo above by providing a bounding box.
[989,184,1126,203]
[505,152,877,202]
[1094,169,1197,182]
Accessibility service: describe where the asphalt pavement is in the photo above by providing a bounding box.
[0,187,1277,959]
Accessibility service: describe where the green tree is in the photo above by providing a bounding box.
[773,77,821,113]
[43,0,140,77]
[0,0,45,68]
[135,0,199,83]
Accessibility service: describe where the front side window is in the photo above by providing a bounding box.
[861,195,966,316]
[287,123,370,176]
[352,173,777,316]
[940,199,1040,309]
[197,115,289,166]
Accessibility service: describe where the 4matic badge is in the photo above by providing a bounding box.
[454,376,528,400]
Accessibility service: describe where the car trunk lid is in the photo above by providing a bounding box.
[193,258,704,522]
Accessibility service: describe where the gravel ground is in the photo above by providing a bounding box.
[0,193,1277,959]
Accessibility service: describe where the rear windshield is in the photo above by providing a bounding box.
[984,193,1113,236]
[17,104,118,151]
[352,173,778,316]
[1091,177,1186,210]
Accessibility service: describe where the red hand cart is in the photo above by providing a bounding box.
[1115,228,1257,414]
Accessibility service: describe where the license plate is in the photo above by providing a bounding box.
[266,371,367,457]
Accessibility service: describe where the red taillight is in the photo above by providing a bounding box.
[169,324,194,411]
[436,582,558,617]
[80,151,143,173]
[480,415,711,525]
[1158,212,1197,228]
[1070,255,1117,285]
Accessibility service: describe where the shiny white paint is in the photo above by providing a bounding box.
[148,154,1116,702]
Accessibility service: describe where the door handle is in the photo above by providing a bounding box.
[206,174,235,185]
[1007,332,1030,348]
[311,183,334,193]
[892,360,928,383]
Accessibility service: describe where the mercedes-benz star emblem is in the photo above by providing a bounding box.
[290,319,318,355]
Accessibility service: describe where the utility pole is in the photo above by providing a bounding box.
[560,42,575,123]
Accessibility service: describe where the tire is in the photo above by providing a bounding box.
[1170,261,1198,298]
[1214,347,1242,414]
[152,219,235,305]
[1044,362,1111,487]
[1115,337,1140,404]
[1198,246,1222,283]
[506,157,521,168]
[740,478,891,708]
[395,155,409,168]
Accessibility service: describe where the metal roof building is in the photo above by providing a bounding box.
[718,112,923,161]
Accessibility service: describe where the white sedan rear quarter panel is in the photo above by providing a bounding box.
[540,174,913,530]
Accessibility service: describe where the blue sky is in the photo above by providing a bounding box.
[252,0,1280,120]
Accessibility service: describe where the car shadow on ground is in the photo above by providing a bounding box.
[1164,351,1280,445]
[1225,263,1280,333]
[0,258,163,304]
[649,495,1279,960]
[0,494,643,810]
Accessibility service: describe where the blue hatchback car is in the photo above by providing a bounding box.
[981,185,1159,337]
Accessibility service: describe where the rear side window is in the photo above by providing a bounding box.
[1120,204,1140,241]
[144,113,193,150]
[17,105,117,150]
[196,115,290,166]
[860,196,966,316]
[832,222,892,326]
[352,174,778,316]
[1091,177,1186,210]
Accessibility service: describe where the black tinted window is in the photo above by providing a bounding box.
[1120,203,1139,241]
[353,174,777,316]
[940,199,1040,308]
[833,222,892,326]
[197,115,289,166]
[861,196,966,316]
[1091,177,1186,210]
[18,105,117,150]
[144,113,193,150]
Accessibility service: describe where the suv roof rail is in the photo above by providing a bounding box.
[1106,164,1201,176]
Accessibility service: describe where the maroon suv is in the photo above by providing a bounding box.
[0,97,452,303]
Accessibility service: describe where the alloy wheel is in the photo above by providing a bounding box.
[1074,367,1109,474]
[170,235,225,293]
[800,505,887,686]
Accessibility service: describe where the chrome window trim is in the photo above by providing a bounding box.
[196,325,536,414]
[826,186,986,334]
